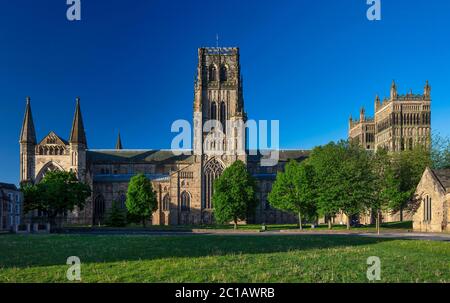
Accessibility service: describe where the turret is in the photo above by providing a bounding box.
[375,95,381,111]
[360,107,366,122]
[424,80,431,100]
[69,97,87,180]
[19,97,37,183]
[390,80,397,100]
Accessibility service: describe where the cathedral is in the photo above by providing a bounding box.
[19,47,308,226]
[349,81,432,152]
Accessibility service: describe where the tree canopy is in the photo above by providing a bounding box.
[268,160,317,229]
[21,170,91,228]
[213,160,258,229]
[126,174,158,227]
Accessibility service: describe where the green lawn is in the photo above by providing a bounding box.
[65,221,414,232]
[0,234,448,283]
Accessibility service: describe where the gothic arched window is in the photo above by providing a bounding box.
[203,159,224,209]
[163,194,170,211]
[424,195,432,222]
[209,65,217,82]
[211,102,217,121]
[181,191,190,212]
[118,191,126,209]
[220,65,228,82]
[93,194,106,225]
[35,162,63,183]
[220,102,227,133]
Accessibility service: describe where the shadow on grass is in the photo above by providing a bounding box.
[0,234,397,269]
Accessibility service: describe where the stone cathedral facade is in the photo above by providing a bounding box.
[349,81,432,152]
[19,47,308,226]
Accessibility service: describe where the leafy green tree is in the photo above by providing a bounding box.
[391,145,431,220]
[338,142,374,229]
[268,160,317,230]
[308,142,347,229]
[309,141,373,229]
[213,160,258,229]
[105,201,127,227]
[126,174,157,227]
[21,171,91,230]
[369,149,402,234]
[431,133,450,169]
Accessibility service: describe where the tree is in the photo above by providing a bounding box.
[337,142,374,229]
[21,171,91,230]
[431,133,450,169]
[391,145,431,220]
[307,142,343,229]
[369,149,403,234]
[213,160,258,229]
[105,201,127,227]
[126,174,157,227]
[268,160,317,230]
[308,141,373,230]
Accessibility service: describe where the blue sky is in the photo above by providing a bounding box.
[1,0,449,184]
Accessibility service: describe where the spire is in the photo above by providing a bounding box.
[20,97,37,144]
[115,131,123,150]
[390,80,397,100]
[424,80,431,99]
[69,97,87,146]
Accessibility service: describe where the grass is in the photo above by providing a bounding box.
[0,233,448,283]
[64,221,414,232]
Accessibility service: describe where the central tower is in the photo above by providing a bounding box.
[193,47,247,220]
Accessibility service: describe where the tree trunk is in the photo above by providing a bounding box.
[142,217,146,228]
[376,210,381,235]
[328,217,332,230]
[346,215,351,230]
[399,207,404,222]
[298,212,303,231]
[234,219,238,230]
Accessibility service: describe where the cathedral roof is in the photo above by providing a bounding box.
[93,174,169,183]
[87,150,195,164]
[432,169,450,193]
[247,150,310,163]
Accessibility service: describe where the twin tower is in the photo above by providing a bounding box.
[19,97,87,184]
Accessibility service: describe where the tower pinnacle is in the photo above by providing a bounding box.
[69,97,87,146]
[116,131,123,150]
[20,97,37,144]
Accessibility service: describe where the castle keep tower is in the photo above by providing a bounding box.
[349,81,432,152]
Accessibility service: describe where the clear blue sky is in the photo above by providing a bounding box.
[1,0,449,184]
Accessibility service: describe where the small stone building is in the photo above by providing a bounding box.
[0,183,23,231]
[413,167,450,232]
